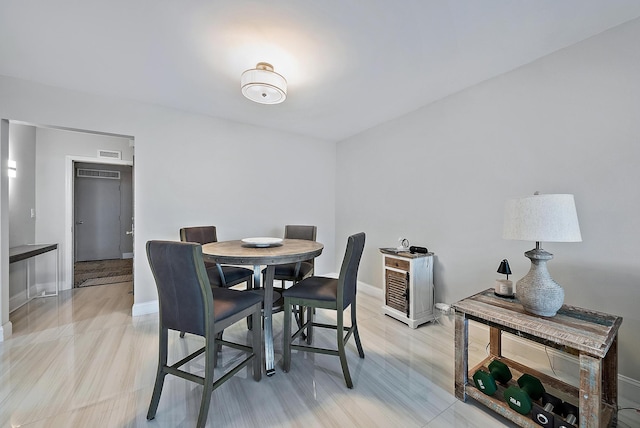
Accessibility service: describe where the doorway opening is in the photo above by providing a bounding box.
[73,162,133,288]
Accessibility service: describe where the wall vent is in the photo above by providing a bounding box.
[77,168,121,180]
[97,149,122,160]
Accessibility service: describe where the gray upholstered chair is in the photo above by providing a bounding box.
[146,240,262,428]
[267,225,318,288]
[180,226,254,341]
[259,225,317,329]
[282,232,366,388]
[180,226,253,289]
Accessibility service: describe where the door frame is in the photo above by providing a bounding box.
[64,155,133,290]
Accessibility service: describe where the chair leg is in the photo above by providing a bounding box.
[196,332,216,428]
[295,305,307,341]
[147,327,169,420]
[251,304,262,381]
[351,304,365,358]
[306,306,313,344]
[213,331,223,367]
[246,276,255,330]
[283,299,292,372]
[336,314,354,389]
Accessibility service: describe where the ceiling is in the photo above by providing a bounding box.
[1,1,640,142]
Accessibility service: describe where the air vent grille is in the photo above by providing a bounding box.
[97,149,122,159]
[77,168,121,180]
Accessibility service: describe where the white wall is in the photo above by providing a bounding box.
[337,19,640,381]
[0,75,337,320]
[8,124,36,308]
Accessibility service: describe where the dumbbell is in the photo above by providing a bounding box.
[532,392,562,427]
[554,402,578,428]
[503,373,545,415]
[472,360,512,396]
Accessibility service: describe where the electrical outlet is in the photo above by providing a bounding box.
[30,208,35,218]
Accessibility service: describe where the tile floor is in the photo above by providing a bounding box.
[1,281,637,427]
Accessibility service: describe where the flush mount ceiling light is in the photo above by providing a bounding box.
[241,62,287,104]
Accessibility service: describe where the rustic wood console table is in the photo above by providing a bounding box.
[453,289,622,427]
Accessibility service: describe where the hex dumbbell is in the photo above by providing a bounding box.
[472,360,512,396]
[503,373,545,415]
[532,392,562,427]
[554,402,578,428]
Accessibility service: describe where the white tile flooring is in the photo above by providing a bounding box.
[1,281,638,427]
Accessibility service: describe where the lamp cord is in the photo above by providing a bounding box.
[544,346,558,377]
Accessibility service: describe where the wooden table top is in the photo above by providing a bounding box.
[201,239,323,266]
[453,289,622,358]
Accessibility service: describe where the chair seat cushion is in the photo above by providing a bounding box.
[212,288,262,323]
[281,276,337,302]
[262,261,314,281]
[205,264,253,287]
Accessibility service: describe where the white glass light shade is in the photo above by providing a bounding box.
[241,62,287,105]
[503,194,582,243]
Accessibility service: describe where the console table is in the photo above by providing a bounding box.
[9,244,59,308]
[453,289,622,427]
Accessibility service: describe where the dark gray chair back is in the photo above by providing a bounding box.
[147,240,211,336]
[285,225,317,241]
[338,232,366,309]
[180,226,218,245]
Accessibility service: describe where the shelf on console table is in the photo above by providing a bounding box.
[453,289,622,428]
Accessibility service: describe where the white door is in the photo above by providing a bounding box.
[74,166,122,261]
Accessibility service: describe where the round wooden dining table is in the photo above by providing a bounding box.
[201,238,324,376]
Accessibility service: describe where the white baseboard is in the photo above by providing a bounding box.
[0,321,13,341]
[619,374,640,411]
[122,252,133,259]
[36,280,58,295]
[359,281,383,298]
[132,299,158,317]
[9,289,28,312]
[10,280,60,312]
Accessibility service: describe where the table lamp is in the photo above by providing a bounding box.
[502,193,582,317]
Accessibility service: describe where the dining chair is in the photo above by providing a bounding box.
[265,225,318,289]
[282,232,366,388]
[180,226,253,289]
[146,240,262,428]
[180,226,254,343]
[259,225,317,329]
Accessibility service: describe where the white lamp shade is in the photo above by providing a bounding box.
[503,194,582,242]
[241,63,287,105]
